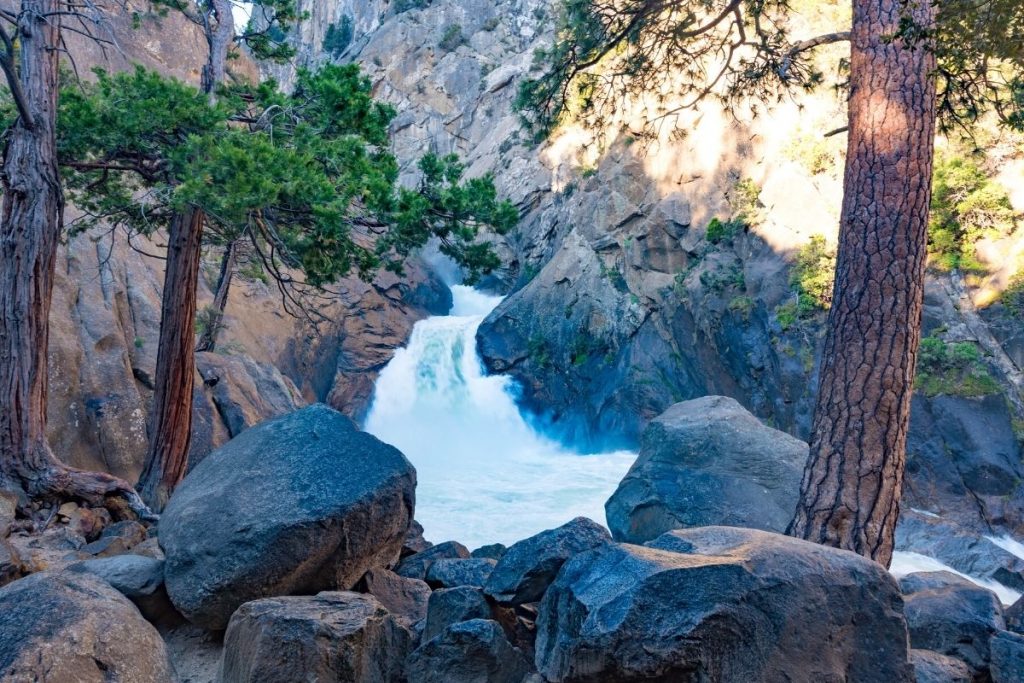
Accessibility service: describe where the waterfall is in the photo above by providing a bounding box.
[364,285,636,548]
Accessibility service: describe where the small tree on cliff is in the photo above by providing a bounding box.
[0,1,155,519]
[59,64,517,509]
[518,0,1024,565]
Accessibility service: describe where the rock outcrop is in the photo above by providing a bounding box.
[160,404,416,629]
[220,592,412,683]
[910,649,973,683]
[605,397,808,543]
[406,619,532,683]
[535,526,913,682]
[0,571,174,682]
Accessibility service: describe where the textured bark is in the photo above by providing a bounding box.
[200,0,234,96]
[195,239,238,352]
[0,2,151,519]
[137,207,205,511]
[788,0,937,566]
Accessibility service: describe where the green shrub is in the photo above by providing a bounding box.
[915,336,1001,397]
[775,300,798,331]
[323,16,354,58]
[928,153,1017,272]
[439,24,466,52]
[1002,273,1024,317]
[728,295,754,318]
[706,217,743,244]
[394,0,430,13]
[791,235,836,313]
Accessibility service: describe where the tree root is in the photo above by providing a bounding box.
[17,460,158,524]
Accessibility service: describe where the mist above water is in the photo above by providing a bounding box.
[364,285,636,548]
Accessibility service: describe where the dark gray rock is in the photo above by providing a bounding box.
[0,571,174,681]
[403,520,432,558]
[68,554,178,625]
[536,526,913,682]
[220,592,411,683]
[358,568,431,627]
[426,558,496,589]
[910,649,973,683]
[1007,595,1024,633]
[991,630,1024,683]
[406,619,532,683]
[160,404,417,629]
[422,586,493,642]
[485,517,610,605]
[901,571,1006,677]
[396,540,470,581]
[605,397,808,543]
[471,543,506,560]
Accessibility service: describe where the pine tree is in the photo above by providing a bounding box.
[59,64,517,509]
[517,0,1024,565]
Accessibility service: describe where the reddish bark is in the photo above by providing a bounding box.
[788,0,937,566]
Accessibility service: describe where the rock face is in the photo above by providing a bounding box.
[160,404,417,629]
[991,630,1024,683]
[68,555,176,624]
[425,558,496,589]
[358,568,431,627]
[606,397,808,543]
[406,619,532,683]
[485,517,611,605]
[536,526,913,683]
[220,592,412,683]
[422,586,494,642]
[900,571,1006,677]
[0,571,174,682]
[397,541,471,581]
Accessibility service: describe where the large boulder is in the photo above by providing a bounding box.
[220,592,412,683]
[0,571,174,682]
[68,555,177,624]
[900,571,1006,677]
[426,558,496,589]
[991,630,1024,683]
[536,526,913,682]
[406,619,532,683]
[605,396,808,543]
[358,568,431,627]
[396,541,470,581]
[160,404,416,629]
[484,517,611,605]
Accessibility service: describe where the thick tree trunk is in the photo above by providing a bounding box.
[195,239,238,352]
[137,207,205,511]
[0,1,152,520]
[201,0,235,96]
[788,0,937,566]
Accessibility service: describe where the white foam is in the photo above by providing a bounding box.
[890,551,1021,606]
[987,534,1024,562]
[364,286,636,548]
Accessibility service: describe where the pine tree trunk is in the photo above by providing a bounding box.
[788,0,937,566]
[137,207,205,511]
[195,239,238,353]
[201,0,234,96]
[0,1,151,519]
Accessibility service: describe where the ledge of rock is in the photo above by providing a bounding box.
[160,404,417,629]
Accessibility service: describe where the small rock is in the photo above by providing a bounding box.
[64,505,111,541]
[425,558,496,589]
[901,571,1006,676]
[68,554,178,625]
[991,630,1024,683]
[56,502,78,519]
[220,592,411,683]
[0,489,18,533]
[81,534,132,558]
[101,519,148,546]
[397,540,470,581]
[485,517,610,605]
[359,567,431,627]
[0,570,174,681]
[406,619,532,683]
[471,543,506,560]
[0,539,23,587]
[1006,595,1024,634]
[403,520,433,557]
[910,649,973,683]
[423,586,493,642]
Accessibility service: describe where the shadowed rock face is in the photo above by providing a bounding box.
[535,527,913,683]
[406,618,532,683]
[160,404,416,630]
[0,570,175,682]
[605,396,808,543]
[220,592,412,683]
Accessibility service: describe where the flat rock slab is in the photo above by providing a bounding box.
[160,404,416,629]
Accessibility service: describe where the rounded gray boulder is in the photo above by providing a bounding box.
[605,396,808,543]
[160,404,416,629]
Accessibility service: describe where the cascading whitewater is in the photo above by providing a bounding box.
[364,285,636,548]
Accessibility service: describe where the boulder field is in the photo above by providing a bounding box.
[2,401,1023,682]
